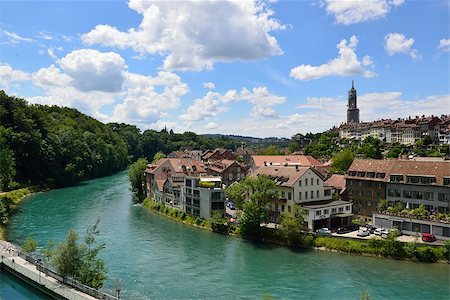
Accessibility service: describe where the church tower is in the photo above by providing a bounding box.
[347,80,359,123]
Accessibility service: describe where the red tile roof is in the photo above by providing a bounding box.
[252,155,323,167]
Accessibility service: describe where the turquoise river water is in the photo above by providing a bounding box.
[3,171,450,299]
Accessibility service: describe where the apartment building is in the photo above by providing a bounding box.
[183,176,226,219]
[251,165,352,230]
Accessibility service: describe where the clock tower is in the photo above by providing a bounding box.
[347,80,359,123]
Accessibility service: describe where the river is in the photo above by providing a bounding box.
[4,171,450,299]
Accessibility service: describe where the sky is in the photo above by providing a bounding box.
[0,0,449,138]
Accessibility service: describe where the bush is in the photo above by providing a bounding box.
[416,246,437,263]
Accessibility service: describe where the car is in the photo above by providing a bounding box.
[374,228,389,236]
[227,201,235,210]
[316,228,331,235]
[336,227,351,234]
[421,233,436,242]
[357,229,370,237]
[365,224,376,234]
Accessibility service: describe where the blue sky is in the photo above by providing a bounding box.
[1,0,449,138]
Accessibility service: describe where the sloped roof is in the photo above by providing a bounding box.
[252,155,323,167]
[251,166,311,187]
[325,174,345,190]
[147,158,206,175]
[208,159,240,173]
[347,159,450,185]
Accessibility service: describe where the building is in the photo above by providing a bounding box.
[206,159,247,186]
[250,155,323,169]
[347,80,359,124]
[251,165,352,230]
[145,158,207,206]
[234,142,255,165]
[324,174,347,199]
[340,115,450,145]
[183,176,226,219]
[167,149,203,161]
[201,148,237,162]
[346,159,450,222]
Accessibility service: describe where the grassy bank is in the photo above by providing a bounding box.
[142,198,450,263]
[0,188,35,240]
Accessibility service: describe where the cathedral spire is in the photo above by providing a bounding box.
[347,81,359,123]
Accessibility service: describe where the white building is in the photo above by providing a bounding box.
[251,165,353,230]
[183,176,226,219]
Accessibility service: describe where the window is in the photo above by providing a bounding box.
[376,173,385,179]
[438,193,449,202]
[193,209,200,216]
[358,190,363,196]
[331,208,337,214]
[338,207,344,212]
[299,192,302,200]
[403,190,412,198]
[348,189,353,195]
[281,205,285,212]
[186,179,192,187]
[358,181,362,187]
[412,191,423,199]
[288,192,292,200]
[311,191,314,199]
[345,205,351,211]
[367,172,375,178]
[390,175,403,183]
[317,179,319,185]
[305,178,308,186]
[193,199,200,207]
[316,190,319,198]
[407,176,420,184]
[305,191,308,199]
[349,171,356,176]
[316,210,321,216]
[237,167,241,173]
[281,191,285,198]
[299,180,302,187]
[420,177,436,185]
[357,172,366,177]
[211,202,224,210]
[324,189,331,196]
[444,178,450,186]
[424,192,434,201]
[229,173,233,181]
[349,180,353,186]
[212,192,222,200]
[311,178,314,186]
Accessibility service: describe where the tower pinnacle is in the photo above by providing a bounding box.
[347,80,359,123]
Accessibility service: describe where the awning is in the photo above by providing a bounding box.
[333,213,353,218]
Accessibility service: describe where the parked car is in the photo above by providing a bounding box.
[227,201,235,210]
[316,228,331,235]
[365,224,376,234]
[357,229,370,237]
[336,227,350,234]
[421,233,436,242]
[374,228,389,236]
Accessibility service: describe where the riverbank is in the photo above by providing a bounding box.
[142,198,450,264]
[0,187,37,240]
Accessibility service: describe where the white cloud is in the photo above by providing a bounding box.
[203,82,215,90]
[81,0,284,71]
[438,38,450,52]
[59,49,127,92]
[179,92,228,122]
[384,33,420,59]
[205,122,218,130]
[32,64,72,88]
[322,0,404,25]
[0,64,30,89]
[180,86,285,122]
[2,30,36,44]
[290,36,375,81]
[37,32,53,40]
[112,71,189,125]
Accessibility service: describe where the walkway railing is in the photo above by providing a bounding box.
[16,251,118,300]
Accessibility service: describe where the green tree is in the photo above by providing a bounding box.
[280,205,307,247]
[152,151,166,163]
[53,229,83,280]
[78,219,107,289]
[331,149,355,174]
[128,158,149,201]
[360,289,372,300]
[42,240,54,267]
[21,237,37,254]
[0,129,16,191]
[226,176,278,237]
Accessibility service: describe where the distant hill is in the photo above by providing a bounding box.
[202,134,291,145]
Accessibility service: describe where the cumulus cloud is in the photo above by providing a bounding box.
[290,36,375,81]
[384,33,420,59]
[112,71,189,125]
[59,49,127,92]
[322,0,404,25]
[203,82,215,90]
[438,38,450,52]
[180,86,285,122]
[81,0,284,71]
[0,64,30,89]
